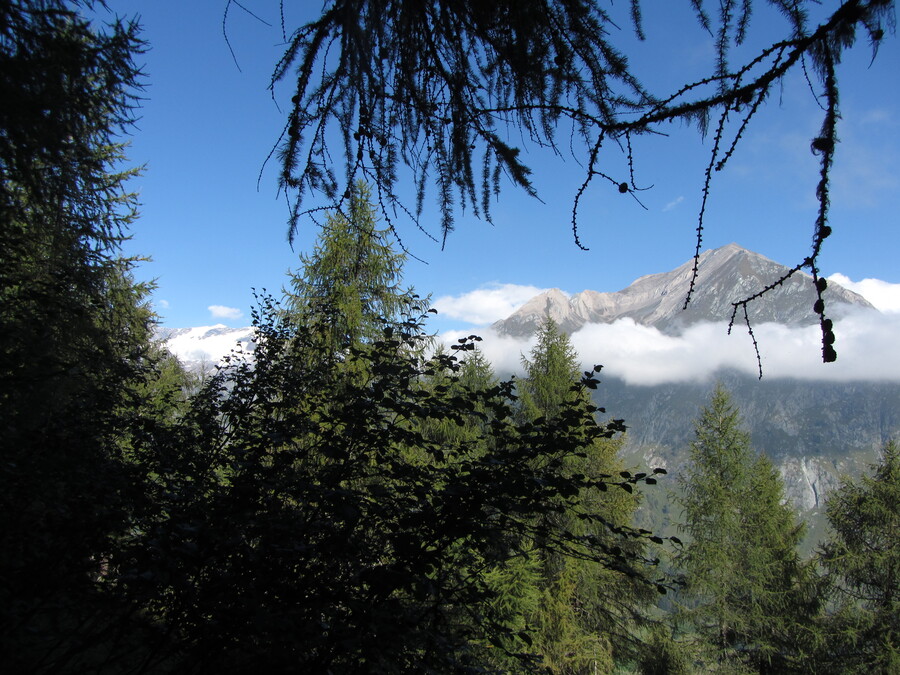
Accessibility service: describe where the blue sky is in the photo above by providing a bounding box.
[101,1,899,343]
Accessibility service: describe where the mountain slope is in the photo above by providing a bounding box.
[493,243,874,337]
[156,324,255,370]
[606,371,900,553]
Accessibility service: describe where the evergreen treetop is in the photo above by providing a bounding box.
[675,384,814,671]
[513,316,654,670]
[284,180,418,354]
[518,317,583,422]
[818,440,900,671]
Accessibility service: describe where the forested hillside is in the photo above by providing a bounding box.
[604,375,899,521]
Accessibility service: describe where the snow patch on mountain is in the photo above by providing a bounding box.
[157,324,254,369]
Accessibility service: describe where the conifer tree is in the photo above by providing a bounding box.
[514,317,651,671]
[674,385,815,671]
[0,2,168,669]
[817,440,900,672]
[416,344,497,452]
[283,180,418,356]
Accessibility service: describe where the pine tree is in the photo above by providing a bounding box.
[283,180,418,356]
[818,440,900,672]
[674,384,815,671]
[0,2,167,669]
[514,317,651,671]
[416,343,497,453]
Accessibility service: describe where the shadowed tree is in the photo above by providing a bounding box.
[0,1,176,670]
[120,299,667,672]
[116,201,667,671]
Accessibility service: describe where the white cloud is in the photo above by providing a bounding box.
[157,299,170,309]
[828,274,900,314]
[860,107,894,126]
[437,328,537,376]
[433,283,553,325]
[208,304,244,320]
[437,308,900,384]
[663,195,684,212]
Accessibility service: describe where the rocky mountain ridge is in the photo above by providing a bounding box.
[493,243,874,337]
[489,244,890,534]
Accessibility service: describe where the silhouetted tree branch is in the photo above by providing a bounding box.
[269,0,894,365]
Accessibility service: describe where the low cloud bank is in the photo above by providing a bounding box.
[828,274,900,314]
[435,273,900,385]
[433,283,554,325]
[439,309,900,385]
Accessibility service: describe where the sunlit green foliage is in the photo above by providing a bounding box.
[817,440,900,672]
[498,318,655,672]
[284,180,417,355]
[673,385,817,671]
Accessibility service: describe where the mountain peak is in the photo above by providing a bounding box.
[709,242,746,257]
[493,244,874,338]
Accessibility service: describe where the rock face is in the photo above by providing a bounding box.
[493,243,874,337]
[605,372,899,520]
[778,456,853,511]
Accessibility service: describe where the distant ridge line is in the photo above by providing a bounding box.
[492,244,874,338]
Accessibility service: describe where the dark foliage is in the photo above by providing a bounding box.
[121,297,665,672]
[0,1,167,670]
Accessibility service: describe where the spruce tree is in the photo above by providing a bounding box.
[0,3,164,669]
[515,317,650,671]
[818,440,900,672]
[674,385,815,671]
[283,180,418,356]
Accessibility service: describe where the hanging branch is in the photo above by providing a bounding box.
[259,0,894,366]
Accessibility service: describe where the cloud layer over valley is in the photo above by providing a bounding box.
[436,278,900,385]
[433,283,555,324]
[165,276,900,385]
